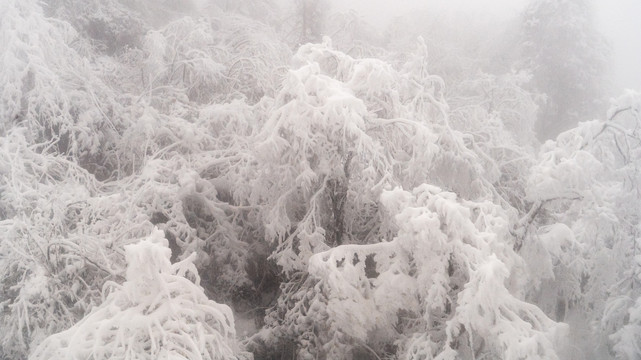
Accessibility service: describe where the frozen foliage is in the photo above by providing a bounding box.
[0,0,634,359]
[525,90,641,358]
[142,17,225,104]
[245,38,536,359]
[43,0,147,55]
[603,90,641,359]
[248,39,443,274]
[0,1,272,356]
[0,129,104,358]
[0,0,125,167]
[29,229,240,360]
[256,185,566,359]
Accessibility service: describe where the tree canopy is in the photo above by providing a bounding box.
[0,1,638,359]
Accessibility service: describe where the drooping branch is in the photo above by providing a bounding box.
[512,194,583,251]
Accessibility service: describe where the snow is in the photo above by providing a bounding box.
[1,1,639,359]
[29,229,240,360]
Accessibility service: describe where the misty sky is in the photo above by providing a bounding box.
[330,0,641,95]
[594,0,641,93]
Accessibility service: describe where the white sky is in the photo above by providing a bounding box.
[330,0,641,95]
[330,0,525,22]
[594,0,641,93]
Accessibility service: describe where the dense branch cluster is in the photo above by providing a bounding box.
[0,0,638,359]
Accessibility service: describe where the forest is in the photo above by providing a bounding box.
[1,0,640,359]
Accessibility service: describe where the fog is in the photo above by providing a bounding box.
[330,0,526,23]
[594,0,641,91]
[332,0,641,94]
[3,0,641,359]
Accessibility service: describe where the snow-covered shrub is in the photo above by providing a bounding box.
[0,0,125,171]
[30,228,241,360]
[87,151,256,304]
[43,0,147,55]
[210,14,291,103]
[0,129,104,358]
[254,185,567,359]
[142,17,225,104]
[139,13,289,105]
[0,77,256,360]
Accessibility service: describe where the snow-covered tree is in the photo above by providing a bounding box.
[243,38,563,359]
[524,90,641,359]
[253,185,567,359]
[29,229,243,360]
